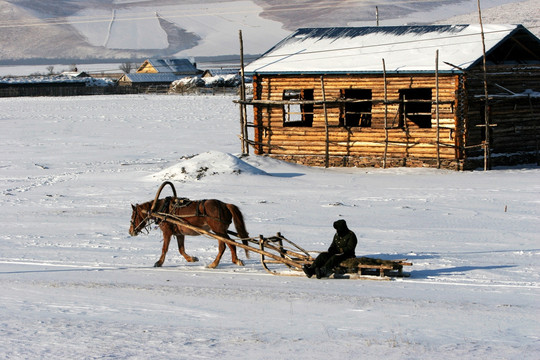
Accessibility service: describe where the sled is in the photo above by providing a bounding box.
[334,257,412,279]
[139,181,412,279]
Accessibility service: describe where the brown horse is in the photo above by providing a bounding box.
[129,197,250,268]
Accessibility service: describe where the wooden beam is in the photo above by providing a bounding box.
[436,49,441,169]
[321,76,330,168]
[383,58,389,168]
[477,0,492,170]
[238,30,248,155]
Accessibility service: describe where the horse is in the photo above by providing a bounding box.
[129,197,250,269]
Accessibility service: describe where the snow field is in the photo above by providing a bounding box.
[0,94,538,359]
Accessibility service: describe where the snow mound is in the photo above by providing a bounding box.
[149,151,267,181]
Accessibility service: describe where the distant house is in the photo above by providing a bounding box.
[61,71,90,78]
[118,58,201,87]
[202,68,240,78]
[117,73,186,87]
[243,24,540,170]
[136,58,200,76]
[0,74,114,97]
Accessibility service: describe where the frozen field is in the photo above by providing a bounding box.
[0,94,538,359]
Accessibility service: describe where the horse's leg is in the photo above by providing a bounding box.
[218,232,244,267]
[208,240,227,269]
[176,234,198,262]
[225,236,244,266]
[154,224,172,267]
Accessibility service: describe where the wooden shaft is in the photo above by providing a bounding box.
[143,210,305,269]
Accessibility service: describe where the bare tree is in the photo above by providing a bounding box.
[46,65,55,75]
[119,62,134,74]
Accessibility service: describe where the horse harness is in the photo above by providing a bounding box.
[155,197,228,225]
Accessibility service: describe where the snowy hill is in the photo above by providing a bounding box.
[149,151,268,181]
[1,0,537,62]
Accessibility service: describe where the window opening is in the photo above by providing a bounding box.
[399,88,432,128]
[340,89,372,127]
[283,89,313,127]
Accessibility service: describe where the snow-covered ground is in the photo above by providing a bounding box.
[1,94,538,358]
[437,0,539,28]
[68,1,290,57]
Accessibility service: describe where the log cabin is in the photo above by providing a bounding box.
[242,25,540,170]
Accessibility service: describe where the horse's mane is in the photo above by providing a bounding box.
[136,201,153,211]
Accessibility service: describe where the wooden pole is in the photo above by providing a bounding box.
[382,58,388,168]
[529,94,540,165]
[376,6,379,26]
[320,76,330,168]
[477,0,491,170]
[239,30,249,155]
[436,49,441,169]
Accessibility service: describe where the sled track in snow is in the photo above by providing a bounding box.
[1,259,539,289]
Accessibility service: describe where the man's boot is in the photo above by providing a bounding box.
[303,265,315,278]
[316,267,328,279]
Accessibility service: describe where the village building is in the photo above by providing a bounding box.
[0,73,114,97]
[242,24,540,170]
[118,58,201,88]
[135,58,200,75]
[61,71,90,78]
[202,68,240,78]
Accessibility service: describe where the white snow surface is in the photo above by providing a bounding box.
[1,94,539,359]
[150,151,268,181]
[68,1,290,56]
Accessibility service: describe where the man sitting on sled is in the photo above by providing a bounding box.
[303,219,357,279]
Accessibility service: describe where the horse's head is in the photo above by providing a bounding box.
[129,203,150,236]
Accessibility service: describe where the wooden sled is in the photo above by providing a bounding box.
[334,257,412,280]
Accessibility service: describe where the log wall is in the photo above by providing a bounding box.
[252,73,463,169]
[463,66,540,168]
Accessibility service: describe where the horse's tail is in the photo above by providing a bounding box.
[226,203,250,259]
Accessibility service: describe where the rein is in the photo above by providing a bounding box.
[131,207,153,235]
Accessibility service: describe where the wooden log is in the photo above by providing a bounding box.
[269,147,457,157]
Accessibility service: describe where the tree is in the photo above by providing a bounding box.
[46,65,55,75]
[119,62,134,74]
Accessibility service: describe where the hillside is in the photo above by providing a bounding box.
[436,0,539,33]
[1,0,537,63]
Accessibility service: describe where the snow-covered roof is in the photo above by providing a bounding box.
[0,74,114,86]
[245,24,538,74]
[203,68,240,77]
[141,59,199,74]
[120,73,186,83]
[61,71,90,78]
